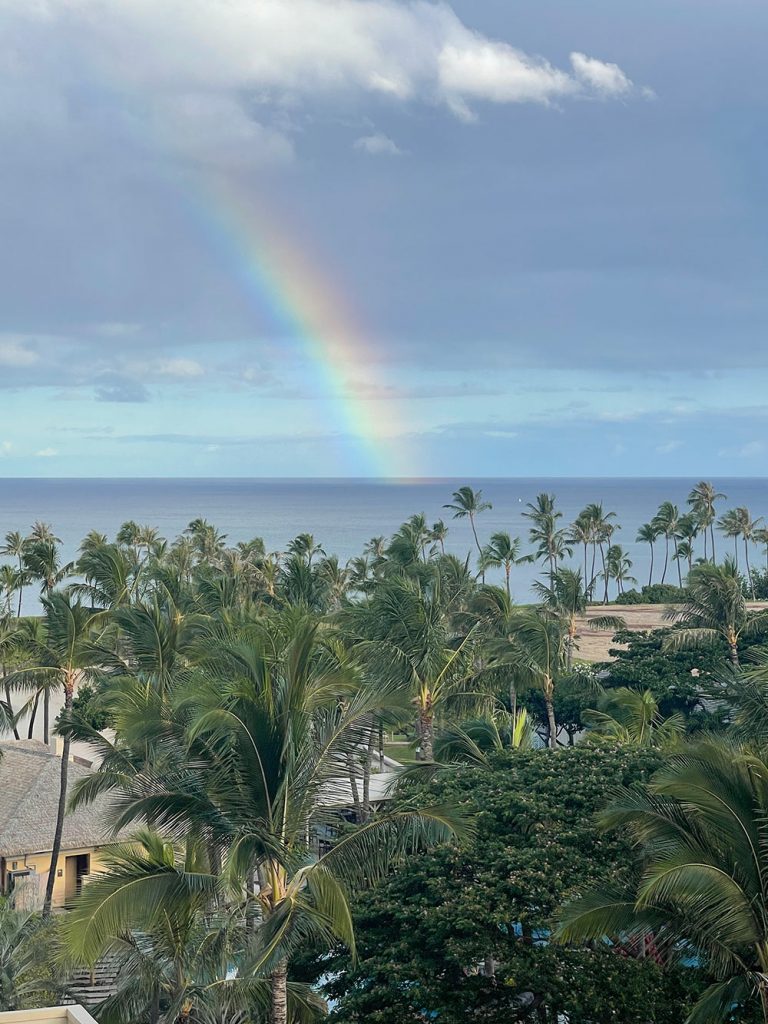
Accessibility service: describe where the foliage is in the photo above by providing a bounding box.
[299,745,704,1024]
[615,583,688,605]
[557,739,768,1023]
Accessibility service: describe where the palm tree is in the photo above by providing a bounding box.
[342,576,479,760]
[579,503,618,600]
[532,568,625,670]
[636,523,658,587]
[663,558,768,668]
[67,611,466,1024]
[687,481,726,562]
[506,608,567,749]
[522,493,571,589]
[287,532,325,567]
[0,531,29,619]
[0,901,60,1010]
[479,532,532,597]
[583,687,684,748]
[652,501,681,586]
[443,486,492,563]
[718,509,742,569]
[430,520,448,555]
[734,507,763,600]
[756,526,768,574]
[0,565,19,618]
[556,739,768,1024]
[605,544,637,597]
[568,514,593,594]
[435,708,534,766]
[4,593,106,915]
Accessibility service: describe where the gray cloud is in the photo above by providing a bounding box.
[94,374,150,403]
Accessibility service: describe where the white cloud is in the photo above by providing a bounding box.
[354,133,403,156]
[0,441,12,456]
[35,447,58,457]
[154,358,205,378]
[0,338,39,367]
[2,1,648,168]
[570,52,633,97]
[655,440,683,454]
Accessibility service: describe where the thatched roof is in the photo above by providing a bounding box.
[0,740,123,859]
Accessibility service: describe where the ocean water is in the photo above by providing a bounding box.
[1,477,767,607]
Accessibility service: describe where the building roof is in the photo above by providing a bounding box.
[0,740,123,859]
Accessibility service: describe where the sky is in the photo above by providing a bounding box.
[1,0,767,478]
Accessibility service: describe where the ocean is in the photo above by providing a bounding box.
[1,477,767,607]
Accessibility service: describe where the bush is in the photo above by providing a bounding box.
[615,583,687,605]
[743,568,768,600]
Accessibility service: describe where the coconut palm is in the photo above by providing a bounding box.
[579,503,617,600]
[652,502,682,586]
[68,610,466,1024]
[663,558,768,668]
[583,687,684,748]
[687,481,726,562]
[636,522,659,587]
[430,520,448,555]
[0,901,61,1011]
[717,509,742,569]
[0,532,29,619]
[504,608,568,749]
[479,532,532,598]
[22,538,73,597]
[733,507,763,599]
[522,493,572,589]
[568,514,594,593]
[443,486,492,563]
[532,568,625,670]
[604,544,637,597]
[556,739,768,1024]
[3,593,106,914]
[342,576,479,760]
[72,542,138,610]
[756,526,768,574]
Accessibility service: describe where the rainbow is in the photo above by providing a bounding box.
[183,177,412,479]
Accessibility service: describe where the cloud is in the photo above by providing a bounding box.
[0,338,39,367]
[35,448,58,457]
[94,373,150,403]
[718,440,765,459]
[655,440,683,454]
[0,441,12,456]
[154,358,205,378]
[2,1,647,171]
[354,133,403,156]
[570,52,633,97]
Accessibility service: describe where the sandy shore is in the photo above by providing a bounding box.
[575,602,768,663]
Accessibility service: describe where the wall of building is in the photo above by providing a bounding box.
[2,846,110,909]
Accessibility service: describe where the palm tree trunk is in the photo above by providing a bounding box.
[661,537,669,584]
[505,563,511,599]
[362,729,375,821]
[673,539,682,587]
[600,545,608,604]
[418,706,434,761]
[44,689,50,745]
[583,543,588,591]
[270,960,288,1024]
[4,680,20,740]
[544,691,557,750]
[509,679,517,722]
[710,523,716,563]
[43,682,72,916]
[647,543,654,588]
[27,690,40,739]
[590,543,597,591]
[729,642,740,670]
[745,538,755,599]
[703,529,708,562]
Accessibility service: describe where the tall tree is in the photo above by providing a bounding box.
[651,502,681,586]
[443,486,492,565]
[479,531,532,598]
[636,522,659,587]
[4,593,105,915]
[687,481,726,562]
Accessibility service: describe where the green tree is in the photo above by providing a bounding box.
[635,522,659,587]
[663,558,768,668]
[687,481,726,562]
[583,687,684,747]
[652,502,682,587]
[443,486,492,565]
[306,745,702,1024]
[478,531,531,598]
[557,739,768,1024]
[4,593,106,915]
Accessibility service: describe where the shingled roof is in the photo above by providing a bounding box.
[0,740,123,859]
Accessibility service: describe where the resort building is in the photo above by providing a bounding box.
[0,740,120,910]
